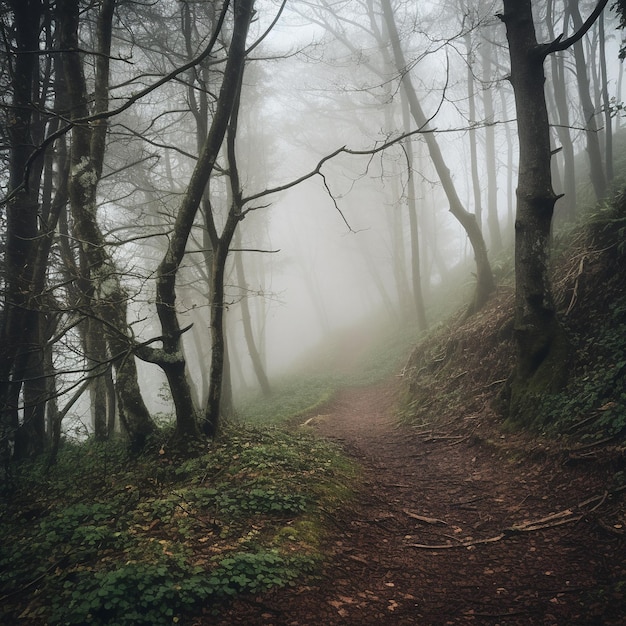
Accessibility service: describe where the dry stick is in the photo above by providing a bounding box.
[484,378,507,389]
[407,486,625,550]
[562,255,586,315]
[421,434,466,442]
[403,509,447,526]
[568,435,619,453]
[407,534,506,550]
[566,412,601,433]
[588,491,608,513]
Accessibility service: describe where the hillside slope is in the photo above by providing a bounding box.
[399,190,626,456]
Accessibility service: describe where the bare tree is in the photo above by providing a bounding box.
[568,0,607,201]
[59,0,155,450]
[380,0,495,313]
[151,0,255,439]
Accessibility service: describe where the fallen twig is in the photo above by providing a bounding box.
[406,485,625,550]
[421,434,466,442]
[403,509,447,525]
[407,533,505,550]
[565,255,585,315]
[484,378,507,389]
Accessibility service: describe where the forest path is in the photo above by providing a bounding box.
[217,381,625,625]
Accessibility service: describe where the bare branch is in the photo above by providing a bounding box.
[0,0,233,204]
[243,126,429,204]
[540,0,609,58]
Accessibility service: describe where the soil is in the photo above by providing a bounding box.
[213,380,626,625]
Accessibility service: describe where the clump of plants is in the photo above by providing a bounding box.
[0,426,356,625]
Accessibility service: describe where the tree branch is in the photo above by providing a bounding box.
[541,0,609,58]
[1,0,232,203]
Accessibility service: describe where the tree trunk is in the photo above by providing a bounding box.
[390,174,413,318]
[568,0,607,201]
[381,0,495,314]
[499,88,515,234]
[481,37,503,254]
[233,233,272,396]
[546,0,576,219]
[598,12,613,183]
[156,0,254,440]
[0,0,44,459]
[204,224,238,436]
[59,0,155,450]
[18,320,47,457]
[85,317,110,440]
[401,95,427,332]
[204,67,252,436]
[500,0,570,424]
[465,33,483,232]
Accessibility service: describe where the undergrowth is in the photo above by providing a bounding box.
[533,194,626,439]
[398,188,626,445]
[0,427,356,625]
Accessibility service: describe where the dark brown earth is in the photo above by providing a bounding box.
[213,380,626,625]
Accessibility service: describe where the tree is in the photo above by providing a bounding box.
[499,0,609,423]
[380,0,495,313]
[568,0,607,202]
[614,0,626,57]
[58,0,156,450]
[233,230,272,397]
[545,0,577,220]
[152,0,255,439]
[0,0,49,459]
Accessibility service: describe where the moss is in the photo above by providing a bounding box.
[273,519,324,553]
[506,320,570,429]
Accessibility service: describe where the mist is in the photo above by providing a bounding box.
[1,0,623,437]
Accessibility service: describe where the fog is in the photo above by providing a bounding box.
[3,0,623,433]
[133,0,623,414]
[213,0,621,396]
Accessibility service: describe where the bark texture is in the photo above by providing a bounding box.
[0,0,45,459]
[59,0,155,450]
[500,0,569,423]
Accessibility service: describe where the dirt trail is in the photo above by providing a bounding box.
[217,382,625,625]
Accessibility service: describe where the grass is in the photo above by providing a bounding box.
[0,303,426,625]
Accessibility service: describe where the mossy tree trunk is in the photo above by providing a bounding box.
[59,0,155,450]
